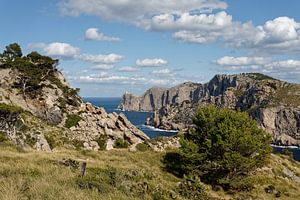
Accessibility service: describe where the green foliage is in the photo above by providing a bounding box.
[178,175,211,200]
[164,106,272,191]
[0,103,23,113]
[136,142,150,152]
[1,43,22,61]
[71,139,84,150]
[65,114,82,128]
[95,135,108,150]
[75,166,173,199]
[280,149,294,159]
[44,135,56,150]
[113,138,129,149]
[25,135,37,147]
[0,43,68,99]
[244,73,276,80]
[0,132,9,143]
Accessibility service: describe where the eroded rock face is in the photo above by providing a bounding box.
[118,82,201,111]
[66,103,149,150]
[253,108,300,146]
[0,68,149,151]
[121,73,300,146]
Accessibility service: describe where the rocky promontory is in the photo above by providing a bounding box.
[0,44,148,151]
[118,82,201,111]
[120,73,300,146]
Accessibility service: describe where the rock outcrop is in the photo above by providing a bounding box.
[118,82,201,111]
[0,52,149,151]
[121,73,300,146]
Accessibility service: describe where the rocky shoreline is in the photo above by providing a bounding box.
[120,73,300,147]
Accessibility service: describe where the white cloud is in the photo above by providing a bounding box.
[58,1,300,54]
[150,11,232,31]
[136,58,168,67]
[85,28,121,42]
[173,30,219,43]
[30,42,80,58]
[215,56,270,66]
[173,16,300,54]
[118,66,140,72]
[215,56,300,81]
[77,53,123,64]
[91,64,114,70]
[151,68,176,77]
[59,0,227,27]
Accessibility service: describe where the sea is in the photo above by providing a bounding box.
[83,97,300,161]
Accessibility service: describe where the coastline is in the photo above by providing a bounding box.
[141,125,179,133]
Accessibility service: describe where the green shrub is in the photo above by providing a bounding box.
[95,135,108,150]
[113,138,129,149]
[136,142,150,152]
[280,149,294,159]
[178,175,211,200]
[0,103,23,113]
[71,139,84,150]
[65,114,82,128]
[44,135,56,149]
[0,131,9,144]
[164,106,272,190]
[25,135,37,147]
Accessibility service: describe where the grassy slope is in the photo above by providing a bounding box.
[0,146,299,200]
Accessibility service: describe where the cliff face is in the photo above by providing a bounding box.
[121,73,300,146]
[118,82,201,111]
[0,60,148,151]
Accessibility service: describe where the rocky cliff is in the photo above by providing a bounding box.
[121,73,300,146]
[0,45,148,151]
[118,82,201,111]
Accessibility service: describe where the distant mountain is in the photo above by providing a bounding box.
[119,73,300,146]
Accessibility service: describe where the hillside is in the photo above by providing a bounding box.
[120,73,300,146]
[0,145,299,200]
[0,43,148,151]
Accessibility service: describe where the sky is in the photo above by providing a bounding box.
[1,0,300,97]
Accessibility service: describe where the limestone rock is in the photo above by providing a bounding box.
[122,73,300,146]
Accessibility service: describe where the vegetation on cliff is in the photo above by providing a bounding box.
[0,43,80,103]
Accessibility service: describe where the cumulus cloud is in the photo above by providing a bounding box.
[76,73,182,86]
[118,66,140,72]
[151,68,176,77]
[85,28,121,42]
[151,11,232,31]
[58,0,300,54]
[136,58,168,67]
[59,0,227,27]
[77,53,123,64]
[174,16,300,54]
[29,42,80,58]
[91,64,114,70]
[215,56,300,81]
[215,56,270,66]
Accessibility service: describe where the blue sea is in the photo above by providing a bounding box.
[84,97,300,161]
[83,97,177,138]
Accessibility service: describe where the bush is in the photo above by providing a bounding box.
[95,135,108,150]
[113,138,129,149]
[164,106,272,190]
[280,149,293,159]
[0,103,23,113]
[178,175,211,200]
[0,131,9,144]
[65,114,82,128]
[136,143,150,152]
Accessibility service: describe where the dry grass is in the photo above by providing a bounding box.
[0,146,299,200]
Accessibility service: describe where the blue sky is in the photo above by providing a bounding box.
[1,0,300,97]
